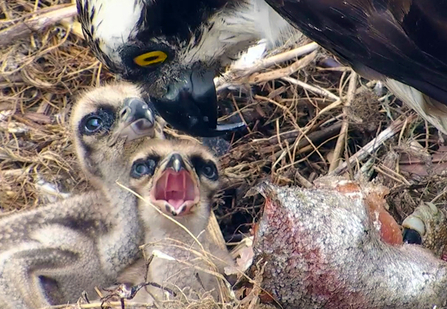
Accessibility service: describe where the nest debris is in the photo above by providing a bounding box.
[2,1,447,308]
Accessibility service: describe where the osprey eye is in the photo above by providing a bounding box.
[201,162,218,180]
[80,108,114,136]
[134,51,167,67]
[131,162,150,178]
[84,116,103,133]
[131,158,157,178]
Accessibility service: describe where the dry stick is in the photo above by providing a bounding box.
[60,20,84,39]
[0,4,77,48]
[44,302,154,308]
[329,71,357,172]
[275,131,341,171]
[246,42,319,75]
[271,122,342,159]
[253,128,308,145]
[277,75,341,162]
[251,51,323,165]
[206,213,228,252]
[374,164,411,186]
[431,186,447,204]
[330,114,417,176]
[248,51,317,84]
[282,76,340,101]
[216,42,319,91]
[2,24,72,77]
[295,170,314,188]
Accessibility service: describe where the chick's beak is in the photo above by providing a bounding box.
[151,70,245,137]
[108,97,155,146]
[166,153,185,172]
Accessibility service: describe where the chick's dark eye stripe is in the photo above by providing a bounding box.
[79,107,115,135]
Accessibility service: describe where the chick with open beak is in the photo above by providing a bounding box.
[129,139,219,222]
[120,139,231,302]
[152,153,200,216]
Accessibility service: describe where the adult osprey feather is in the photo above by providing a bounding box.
[77,0,447,137]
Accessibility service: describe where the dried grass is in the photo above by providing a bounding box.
[0,0,114,211]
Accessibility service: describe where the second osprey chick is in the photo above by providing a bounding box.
[118,139,233,303]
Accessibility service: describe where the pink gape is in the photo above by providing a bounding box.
[152,169,199,216]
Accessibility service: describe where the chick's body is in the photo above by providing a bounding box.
[0,82,161,308]
[118,139,234,303]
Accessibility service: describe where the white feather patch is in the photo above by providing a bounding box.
[179,0,301,67]
[385,79,447,134]
[89,0,144,62]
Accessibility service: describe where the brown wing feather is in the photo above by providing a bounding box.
[265,0,447,105]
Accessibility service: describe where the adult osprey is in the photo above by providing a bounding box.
[77,0,447,137]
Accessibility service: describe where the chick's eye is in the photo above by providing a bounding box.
[131,158,158,178]
[202,163,217,180]
[131,162,150,178]
[134,51,167,67]
[85,116,103,133]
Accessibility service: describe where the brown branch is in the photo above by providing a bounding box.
[0,4,77,48]
[329,71,357,172]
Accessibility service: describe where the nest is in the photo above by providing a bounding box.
[2,0,447,308]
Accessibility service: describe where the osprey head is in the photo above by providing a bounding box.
[77,0,260,136]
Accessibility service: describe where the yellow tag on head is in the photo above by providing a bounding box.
[134,51,168,66]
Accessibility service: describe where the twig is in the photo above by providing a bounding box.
[431,186,447,204]
[295,170,313,188]
[329,71,357,172]
[248,51,317,84]
[248,122,341,158]
[60,20,84,39]
[216,42,319,91]
[246,42,319,75]
[207,212,228,252]
[272,122,342,159]
[374,164,411,186]
[43,301,156,308]
[315,100,343,120]
[330,114,417,176]
[0,4,77,48]
[282,76,340,101]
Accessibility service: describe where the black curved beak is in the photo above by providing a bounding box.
[166,153,186,172]
[108,97,157,146]
[151,70,245,137]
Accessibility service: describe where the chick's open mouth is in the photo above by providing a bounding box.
[150,169,200,216]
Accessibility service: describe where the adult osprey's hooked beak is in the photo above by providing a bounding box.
[76,0,249,137]
[76,0,275,137]
[150,69,244,137]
